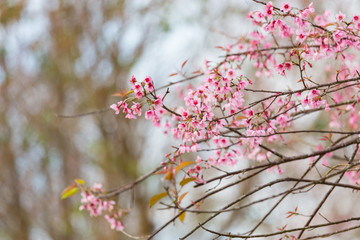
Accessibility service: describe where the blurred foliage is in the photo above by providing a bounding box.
[0,0,174,239]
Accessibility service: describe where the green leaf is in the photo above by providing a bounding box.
[61,185,78,199]
[149,192,169,208]
[180,177,196,186]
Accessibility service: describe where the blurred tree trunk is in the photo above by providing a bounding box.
[0,1,164,239]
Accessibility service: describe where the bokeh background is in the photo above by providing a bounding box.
[0,1,359,239]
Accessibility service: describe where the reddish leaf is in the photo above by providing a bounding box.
[156,169,168,175]
[181,59,189,69]
[320,135,328,141]
[168,73,178,77]
[178,192,188,204]
[192,70,202,74]
[112,89,133,97]
[277,105,286,114]
[277,224,287,231]
[112,92,125,97]
[246,77,253,85]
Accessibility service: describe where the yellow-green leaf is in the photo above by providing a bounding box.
[175,161,195,174]
[180,177,196,186]
[75,179,85,185]
[149,192,169,208]
[61,185,78,199]
[178,210,186,222]
[122,89,134,97]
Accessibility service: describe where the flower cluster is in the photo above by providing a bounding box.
[115,2,360,184]
[104,211,125,231]
[79,183,124,231]
[110,0,360,221]
[110,101,142,119]
[144,94,164,127]
[110,75,160,120]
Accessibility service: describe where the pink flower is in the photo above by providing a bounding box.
[181,109,189,120]
[353,15,360,23]
[79,191,103,217]
[110,104,120,115]
[281,3,291,13]
[147,82,154,91]
[333,30,346,43]
[145,76,155,91]
[299,3,314,19]
[309,89,320,98]
[356,23,360,30]
[132,83,144,99]
[133,83,141,91]
[264,1,273,18]
[93,183,103,191]
[125,112,136,119]
[153,95,163,108]
[226,69,235,79]
[129,75,137,85]
[284,62,293,71]
[276,114,289,128]
[296,30,307,44]
[102,200,115,212]
[349,112,358,129]
[335,11,346,21]
[135,91,144,99]
[144,76,152,84]
[307,3,315,14]
[252,11,264,24]
[122,103,129,114]
[314,15,324,25]
[131,102,142,116]
[105,214,124,231]
[145,110,154,120]
[276,63,285,75]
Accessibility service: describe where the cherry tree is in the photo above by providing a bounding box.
[63,1,360,239]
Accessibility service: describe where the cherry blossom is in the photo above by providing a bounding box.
[103,1,360,236]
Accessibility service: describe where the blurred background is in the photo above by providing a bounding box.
[0,0,359,239]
